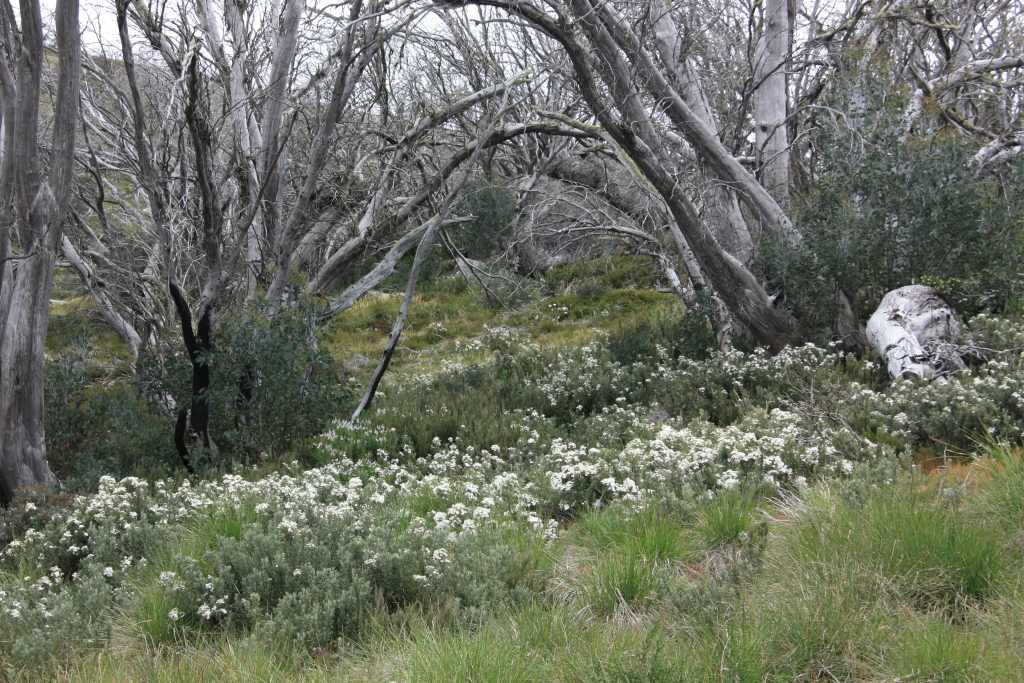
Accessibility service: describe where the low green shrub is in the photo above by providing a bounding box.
[450,178,518,261]
[1,485,76,550]
[607,299,716,366]
[46,341,179,489]
[759,74,1024,338]
[15,315,1024,676]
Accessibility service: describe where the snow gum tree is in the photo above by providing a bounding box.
[0,0,81,504]
[0,0,1020,494]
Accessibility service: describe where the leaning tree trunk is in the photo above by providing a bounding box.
[352,85,510,419]
[486,0,798,349]
[0,0,80,505]
[866,285,962,381]
[648,0,755,262]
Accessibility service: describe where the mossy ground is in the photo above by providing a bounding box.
[324,258,676,385]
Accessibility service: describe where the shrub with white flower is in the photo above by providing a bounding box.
[5,314,1024,663]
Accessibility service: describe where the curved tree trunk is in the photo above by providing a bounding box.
[460,0,798,350]
[648,0,755,262]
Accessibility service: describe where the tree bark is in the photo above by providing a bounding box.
[0,0,80,504]
[306,119,589,295]
[266,0,389,307]
[61,236,143,360]
[866,285,961,381]
[169,282,217,468]
[648,0,755,261]
[478,0,796,349]
[320,217,472,319]
[752,0,792,204]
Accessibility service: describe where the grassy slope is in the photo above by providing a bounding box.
[325,269,674,385]
[53,460,1024,683]
[15,257,1024,682]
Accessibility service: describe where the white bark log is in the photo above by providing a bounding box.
[866,285,961,382]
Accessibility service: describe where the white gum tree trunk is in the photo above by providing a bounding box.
[0,0,80,504]
[649,0,755,263]
[753,0,792,204]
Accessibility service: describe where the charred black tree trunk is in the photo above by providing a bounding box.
[169,283,216,471]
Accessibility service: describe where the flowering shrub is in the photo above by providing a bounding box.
[7,314,1024,665]
[839,316,1024,451]
[1,485,76,550]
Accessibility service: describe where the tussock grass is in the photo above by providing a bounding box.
[32,464,1024,682]
[573,504,699,563]
[695,485,772,549]
[15,272,1024,681]
[60,635,331,683]
[774,486,1003,610]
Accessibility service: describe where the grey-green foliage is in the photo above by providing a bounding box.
[450,178,518,260]
[3,569,119,669]
[759,67,1024,340]
[0,485,171,669]
[45,341,180,489]
[839,315,1024,452]
[136,298,353,467]
[155,512,539,650]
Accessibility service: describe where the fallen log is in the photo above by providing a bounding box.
[866,285,964,381]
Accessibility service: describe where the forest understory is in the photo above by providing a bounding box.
[7,259,1024,681]
[0,0,1022,679]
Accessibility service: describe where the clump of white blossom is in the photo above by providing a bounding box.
[4,313,1024,662]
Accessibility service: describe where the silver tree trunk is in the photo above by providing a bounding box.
[0,0,80,504]
[649,0,754,262]
[752,0,791,204]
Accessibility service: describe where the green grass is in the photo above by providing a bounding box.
[573,504,698,563]
[402,619,544,683]
[20,259,1024,682]
[973,446,1024,532]
[62,634,327,683]
[777,486,1003,609]
[886,617,992,682]
[18,466,1024,682]
[324,265,677,386]
[695,485,771,549]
